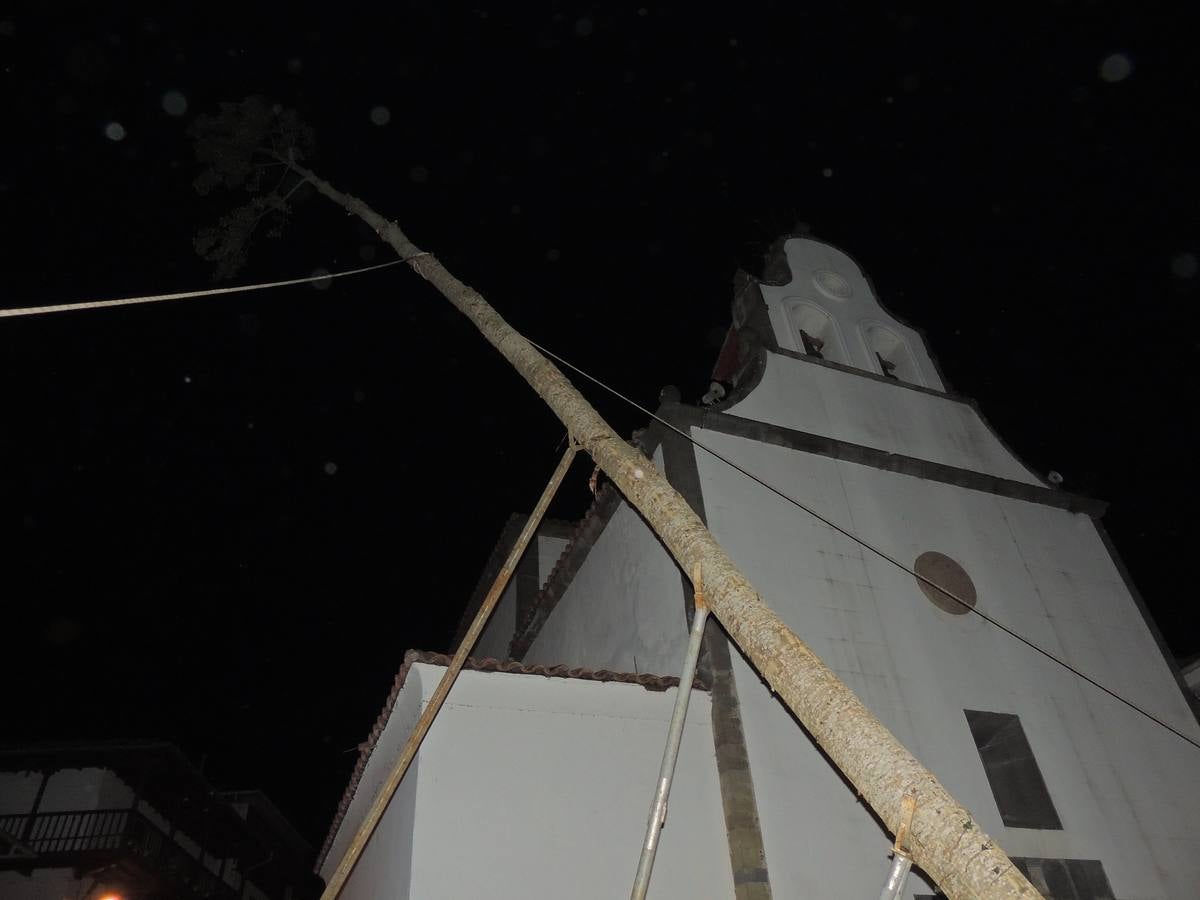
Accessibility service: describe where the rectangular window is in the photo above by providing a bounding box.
[1011,857,1114,899]
[964,710,1062,829]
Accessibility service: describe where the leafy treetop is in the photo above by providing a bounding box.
[189,96,315,279]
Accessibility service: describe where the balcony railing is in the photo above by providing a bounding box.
[0,807,238,899]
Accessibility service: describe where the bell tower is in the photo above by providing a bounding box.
[712,235,1045,486]
[758,238,944,389]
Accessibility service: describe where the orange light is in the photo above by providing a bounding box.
[97,894,122,900]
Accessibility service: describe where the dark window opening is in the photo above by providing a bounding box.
[863,323,922,384]
[1011,857,1114,899]
[964,710,1062,830]
[876,351,898,379]
[787,302,844,363]
[799,328,825,359]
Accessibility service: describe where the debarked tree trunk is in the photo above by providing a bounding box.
[289,160,1037,900]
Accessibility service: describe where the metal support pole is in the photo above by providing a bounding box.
[320,442,579,900]
[878,852,913,900]
[631,565,709,900]
[878,792,917,900]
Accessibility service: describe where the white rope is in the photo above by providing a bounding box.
[0,259,410,319]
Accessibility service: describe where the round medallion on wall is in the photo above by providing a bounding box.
[812,269,854,301]
[914,551,976,615]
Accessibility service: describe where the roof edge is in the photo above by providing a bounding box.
[315,648,703,873]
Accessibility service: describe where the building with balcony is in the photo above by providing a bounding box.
[0,741,319,900]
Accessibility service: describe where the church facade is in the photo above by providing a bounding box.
[322,238,1200,899]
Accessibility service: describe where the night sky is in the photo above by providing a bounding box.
[4,7,1197,851]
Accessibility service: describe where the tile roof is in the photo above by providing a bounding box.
[315,648,704,873]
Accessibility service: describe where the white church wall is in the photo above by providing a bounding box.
[537,533,568,585]
[693,427,1200,899]
[523,453,689,675]
[322,663,424,900]
[324,663,733,900]
[330,754,418,900]
[474,577,519,660]
[473,532,570,661]
[726,351,1044,486]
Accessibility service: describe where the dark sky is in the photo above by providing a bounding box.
[3,6,1197,851]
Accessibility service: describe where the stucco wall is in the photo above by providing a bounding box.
[323,664,424,900]
[474,532,570,661]
[727,351,1043,485]
[475,578,519,660]
[537,533,568,586]
[693,427,1200,898]
[324,662,732,899]
[523,498,688,675]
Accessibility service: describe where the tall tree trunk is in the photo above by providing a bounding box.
[288,162,1037,900]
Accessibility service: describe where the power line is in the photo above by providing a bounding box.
[0,259,410,319]
[525,337,1200,753]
